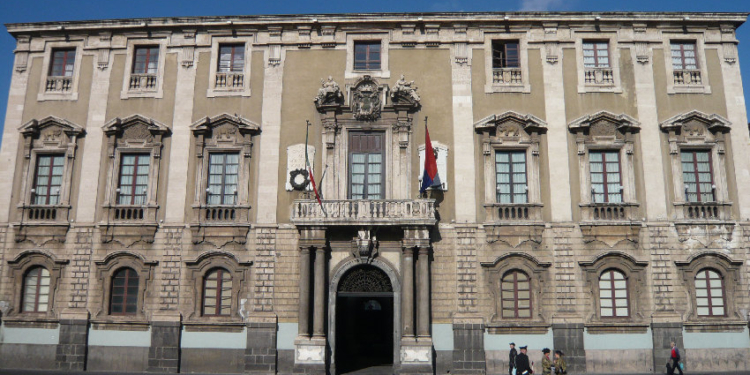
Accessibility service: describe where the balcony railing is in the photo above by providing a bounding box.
[291,199,436,226]
[215,72,244,90]
[193,205,251,224]
[103,204,158,223]
[18,204,70,223]
[45,76,73,92]
[676,202,731,221]
[673,69,702,85]
[580,203,639,222]
[584,67,614,85]
[129,73,158,92]
[492,68,523,85]
[483,203,543,223]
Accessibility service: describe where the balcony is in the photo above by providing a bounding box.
[291,199,436,226]
[129,73,158,92]
[580,203,639,222]
[15,204,71,244]
[193,205,251,224]
[18,204,70,223]
[584,67,614,85]
[675,202,732,222]
[215,72,244,90]
[483,203,543,223]
[103,204,158,223]
[45,76,72,92]
[673,69,702,85]
[492,68,523,85]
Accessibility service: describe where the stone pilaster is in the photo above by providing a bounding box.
[402,246,415,338]
[452,321,486,374]
[245,316,278,374]
[416,246,431,338]
[254,225,277,312]
[148,315,181,373]
[651,322,684,373]
[450,40,476,223]
[70,228,93,309]
[56,311,89,371]
[159,226,182,310]
[456,225,478,314]
[294,228,326,373]
[552,323,585,374]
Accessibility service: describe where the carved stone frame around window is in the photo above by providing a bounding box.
[345,33,390,80]
[184,252,252,324]
[6,250,68,320]
[579,252,649,333]
[120,38,168,99]
[662,33,712,94]
[660,111,732,221]
[17,116,84,226]
[207,34,253,98]
[675,252,745,331]
[37,40,85,102]
[483,31,531,94]
[474,111,547,223]
[569,111,640,221]
[101,115,170,238]
[91,251,157,326]
[573,32,623,93]
[480,252,551,333]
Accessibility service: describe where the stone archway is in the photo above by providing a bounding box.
[329,259,401,374]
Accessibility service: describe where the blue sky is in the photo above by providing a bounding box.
[0,0,748,140]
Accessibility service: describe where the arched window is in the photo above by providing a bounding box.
[22,266,51,313]
[203,268,232,316]
[501,270,531,319]
[695,269,725,317]
[599,269,628,317]
[110,268,139,315]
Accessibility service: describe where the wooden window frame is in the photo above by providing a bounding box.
[218,44,245,73]
[206,152,240,205]
[582,41,610,68]
[49,48,76,77]
[492,40,520,69]
[109,267,139,316]
[681,150,715,203]
[671,41,699,70]
[21,266,51,313]
[116,153,150,206]
[500,270,532,319]
[495,150,528,204]
[201,268,233,317]
[348,132,385,200]
[353,41,382,71]
[132,46,160,74]
[589,150,623,203]
[695,269,726,317]
[599,269,630,318]
[31,154,65,206]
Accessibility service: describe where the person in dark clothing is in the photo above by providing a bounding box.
[667,341,684,375]
[509,342,518,375]
[516,345,533,375]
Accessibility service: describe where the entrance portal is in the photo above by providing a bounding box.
[335,265,394,374]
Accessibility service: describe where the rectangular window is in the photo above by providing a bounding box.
[671,41,698,70]
[353,41,381,70]
[681,150,714,202]
[583,41,610,68]
[218,44,245,73]
[492,40,520,69]
[117,154,150,205]
[32,155,65,205]
[133,46,160,74]
[495,151,527,204]
[589,151,622,203]
[349,132,384,200]
[207,153,239,205]
[49,48,76,77]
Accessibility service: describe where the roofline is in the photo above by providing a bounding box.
[5,11,749,35]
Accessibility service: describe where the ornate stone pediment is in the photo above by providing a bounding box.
[474,111,547,156]
[660,111,731,147]
[19,116,84,158]
[191,113,261,158]
[103,114,170,158]
[568,111,640,142]
[349,75,383,121]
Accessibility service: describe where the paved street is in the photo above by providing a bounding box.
[3,370,750,375]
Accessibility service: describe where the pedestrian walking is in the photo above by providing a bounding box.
[553,350,567,374]
[667,341,684,375]
[541,348,552,375]
[516,345,533,375]
[509,342,518,375]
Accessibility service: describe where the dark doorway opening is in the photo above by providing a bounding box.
[335,266,394,374]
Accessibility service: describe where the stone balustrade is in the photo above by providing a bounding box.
[45,76,72,92]
[18,204,70,222]
[492,68,523,85]
[291,199,436,226]
[673,69,702,85]
[104,204,158,223]
[129,73,158,91]
[584,67,615,85]
[215,72,244,90]
[483,203,543,223]
[193,205,251,224]
[580,202,639,221]
[676,201,732,221]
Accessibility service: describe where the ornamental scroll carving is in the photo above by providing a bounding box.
[337,266,392,293]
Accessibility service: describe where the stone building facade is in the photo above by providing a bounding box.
[0,11,749,374]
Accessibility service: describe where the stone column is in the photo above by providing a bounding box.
[312,246,326,338]
[297,247,311,338]
[416,247,430,338]
[402,246,415,338]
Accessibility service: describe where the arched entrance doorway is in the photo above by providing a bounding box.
[335,265,394,374]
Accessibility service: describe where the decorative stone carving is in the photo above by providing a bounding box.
[314,76,344,107]
[191,113,261,158]
[351,229,379,263]
[296,344,325,363]
[350,75,383,121]
[401,346,431,362]
[285,144,315,191]
[390,74,421,105]
[338,264,392,293]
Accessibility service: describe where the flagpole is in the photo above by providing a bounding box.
[304,120,326,216]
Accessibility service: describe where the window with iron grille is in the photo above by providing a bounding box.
[207,153,239,205]
[599,269,629,317]
[671,41,698,70]
[218,44,245,73]
[495,151,527,204]
[695,269,725,317]
[110,268,139,315]
[32,154,65,205]
[133,46,160,74]
[681,150,714,202]
[583,41,610,68]
[353,41,381,70]
[589,151,622,203]
[501,270,531,319]
[49,48,76,77]
[117,154,150,205]
[492,41,520,69]
[202,268,232,316]
[22,266,51,313]
[349,132,384,200]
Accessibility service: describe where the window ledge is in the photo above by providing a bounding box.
[37,91,79,102]
[484,83,530,94]
[1,317,59,329]
[668,84,712,95]
[584,322,649,334]
[577,84,623,94]
[683,320,747,333]
[90,319,150,331]
[486,322,550,335]
[183,321,246,332]
[346,69,390,80]
[207,88,252,98]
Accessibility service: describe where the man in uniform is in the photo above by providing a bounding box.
[516,345,533,375]
[509,342,518,375]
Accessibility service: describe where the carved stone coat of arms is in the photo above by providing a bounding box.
[350,75,382,121]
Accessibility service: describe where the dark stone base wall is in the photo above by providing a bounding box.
[56,319,88,371]
[148,322,181,373]
[552,323,585,374]
[452,323,486,374]
[652,322,684,371]
[245,322,278,374]
[87,346,148,372]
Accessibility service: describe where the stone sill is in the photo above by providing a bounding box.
[585,322,649,334]
[90,320,150,331]
[183,321,246,332]
[683,320,747,333]
[2,317,59,329]
[486,322,550,334]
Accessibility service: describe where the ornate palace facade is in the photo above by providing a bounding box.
[0,11,749,374]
